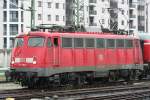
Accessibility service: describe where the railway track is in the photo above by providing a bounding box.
[1,81,150,100]
[75,90,150,100]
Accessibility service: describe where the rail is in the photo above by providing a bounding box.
[1,81,150,100]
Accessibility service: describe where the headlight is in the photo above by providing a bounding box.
[33,56,37,64]
[11,61,15,64]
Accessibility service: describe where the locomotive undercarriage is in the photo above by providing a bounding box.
[142,63,150,78]
[10,68,142,88]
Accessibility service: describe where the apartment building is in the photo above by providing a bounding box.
[66,0,147,34]
[109,0,129,32]
[0,0,25,49]
[0,0,66,49]
[66,0,110,32]
[35,0,66,26]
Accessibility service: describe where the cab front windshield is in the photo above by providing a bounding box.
[28,37,45,47]
[14,37,24,48]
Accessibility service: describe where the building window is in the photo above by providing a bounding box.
[63,16,65,21]
[10,11,18,22]
[21,24,23,32]
[3,11,7,22]
[21,2,24,9]
[10,38,15,48]
[3,24,7,36]
[56,3,59,9]
[3,0,7,9]
[38,1,42,7]
[102,19,105,24]
[63,3,65,9]
[10,0,18,8]
[3,38,7,48]
[10,24,18,35]
[21,11,24,22]
[122,0,124,4]
[87,6,89,11]
[48,14,51,21]
[122,10,124,15]
[121,20,124,25]
[38,14,42,20]
[102,8,105,13]
[56,15,59,21]
[48,2,51,8]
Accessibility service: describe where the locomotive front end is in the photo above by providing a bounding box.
[10,33,48,87]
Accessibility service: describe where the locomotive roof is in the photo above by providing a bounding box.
[17,31,138,39]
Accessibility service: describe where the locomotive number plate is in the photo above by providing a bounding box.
[20,58,26,62]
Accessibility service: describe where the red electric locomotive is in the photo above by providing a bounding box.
[10,31,143,87]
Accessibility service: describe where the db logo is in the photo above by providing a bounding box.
[98,54,104,60]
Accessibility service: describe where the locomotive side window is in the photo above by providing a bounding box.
[14,37,24,47]
[54,38,58,47]
[47,38,52,47]
[107,39,115,48]
[74,38,84,48]
[28,37,45,47]
[85,38,95,48]
[96,38,105,48]
[125,39,133,48]
[62,37,72,48]
[116,39,124,48]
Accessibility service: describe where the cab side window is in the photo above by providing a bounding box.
[47,38,52,47]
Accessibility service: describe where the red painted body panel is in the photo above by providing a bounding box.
[143,40,150,63]
[10,32,143,73]
[117,49,125,64]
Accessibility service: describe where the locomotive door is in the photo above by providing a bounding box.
[47,37,54,66]
[53,37,60,66]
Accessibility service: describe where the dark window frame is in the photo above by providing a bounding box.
[28,37,45,47]
[85,38,95,48]
[96,38,105,48]
[14,37,24,47]
[62,37,73,48]
[47,37,52,48]
[106,39,115,48]
[74,38,84,48]
[125,39,133,48]
[116,39,125,48]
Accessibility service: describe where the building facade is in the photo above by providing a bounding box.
[0,0,66,49]
[1,0,25,49]
[0,0,147,50]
